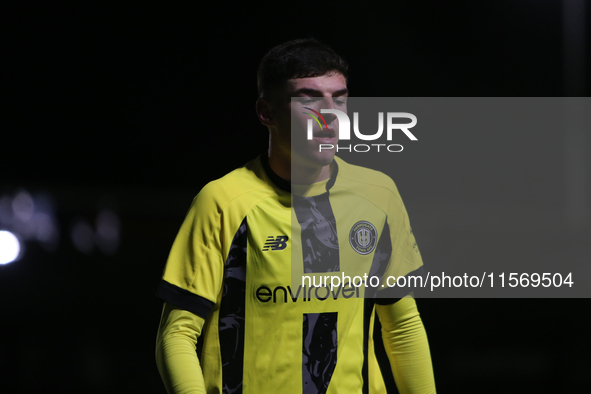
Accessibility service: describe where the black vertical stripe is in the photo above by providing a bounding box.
[219,217,248,394]
[302,312,338,394]
[362,299,375,394]
[293,193,340,273]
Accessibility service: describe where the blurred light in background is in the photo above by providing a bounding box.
[71,209,121,255]
[0,196,12,224]
[95,209,120,255]
[0,189,60,260]
[34,211,60,251]
[0,230,21,265]
[71,219,95,254]
[12,190,35,222]
[1,188,122,257]
[32,193,60,251]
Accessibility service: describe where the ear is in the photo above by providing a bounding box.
[256,97,274,127]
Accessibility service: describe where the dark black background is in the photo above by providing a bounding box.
[1,1,589,393]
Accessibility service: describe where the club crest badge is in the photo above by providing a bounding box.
[349,221,377,255]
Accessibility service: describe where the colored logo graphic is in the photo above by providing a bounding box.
[303,107,328,139]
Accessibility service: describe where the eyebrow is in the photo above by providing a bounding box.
[291,87,349,97]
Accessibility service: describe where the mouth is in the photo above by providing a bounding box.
[313,128,336,144]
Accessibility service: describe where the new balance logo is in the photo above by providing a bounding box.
[262,235,288,251]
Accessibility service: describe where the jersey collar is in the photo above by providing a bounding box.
[260,153,339,195]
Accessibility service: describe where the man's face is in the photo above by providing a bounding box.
[273,73,348,171]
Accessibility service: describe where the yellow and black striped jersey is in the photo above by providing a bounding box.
[156,154,424,394]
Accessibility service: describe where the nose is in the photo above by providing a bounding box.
[322,111,337,126]
[324,96,339,110]
[321,97,339,125]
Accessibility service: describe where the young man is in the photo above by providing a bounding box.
[155,39,435,393]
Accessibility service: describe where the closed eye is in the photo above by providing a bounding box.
[301,98,322,104]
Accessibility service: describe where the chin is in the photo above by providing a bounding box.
[319,153,336,165]
[311,150,336,166]
[291,150,335,170]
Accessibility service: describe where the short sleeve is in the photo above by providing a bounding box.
[156,183,225,319]
[375,181,425,303]
[389,197,423,277]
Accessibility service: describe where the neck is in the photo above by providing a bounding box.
[268,144,331,184]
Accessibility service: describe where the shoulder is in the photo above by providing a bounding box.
[192,156,276,214]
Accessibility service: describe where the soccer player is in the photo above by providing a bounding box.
[155,38,435,393]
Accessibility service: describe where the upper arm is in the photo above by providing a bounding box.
[157,184,226,320]
[375,179,424,302]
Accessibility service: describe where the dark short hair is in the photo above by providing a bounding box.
[257,38,348,100]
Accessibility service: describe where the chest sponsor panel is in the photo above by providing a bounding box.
[237,189,387,393]
[246,193,390,298]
